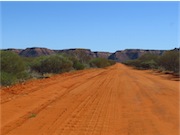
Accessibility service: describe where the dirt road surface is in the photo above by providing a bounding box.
[1,63,179,135]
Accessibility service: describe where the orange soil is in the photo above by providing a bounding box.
[0,63,179,135]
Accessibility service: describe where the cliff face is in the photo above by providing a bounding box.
[2,47,168,62]
[3,48,23,54]
[55,48,96,58]
[94,52,112,59]
[19,47,55,57]
[109,49,165,62]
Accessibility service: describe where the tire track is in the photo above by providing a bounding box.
[1,63,179,135]
[1,69,109,135]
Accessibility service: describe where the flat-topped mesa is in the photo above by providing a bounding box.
[1,47,170,62]
[19,47,55,57]
[55,48,92,53]
[55,48,96,58]
[109,49,166,62]
[2,48,23,54]
[55,49,113,59]
[93,52,112,59]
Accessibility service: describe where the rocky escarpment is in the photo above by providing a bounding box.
[109,49,165,62]
[2,47,169,62]
[19,47,55,57]
[55,48,96,58]
[94,52,112,59]
[4,48,23,54]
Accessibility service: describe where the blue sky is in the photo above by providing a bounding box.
[1,1,179,52]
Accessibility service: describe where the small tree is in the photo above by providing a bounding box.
[139,53,159,63]
[0,51,27,85]
[0,51,26,75]
[67,56,85,70]
[73,61,85,70]
[140,60,158,69]
[30,54,73,74]
[89,58,115,68]
[159,51,179,73]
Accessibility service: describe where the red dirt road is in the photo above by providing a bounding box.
[0,63,179,135]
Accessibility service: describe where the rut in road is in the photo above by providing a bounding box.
[1,63,179,135]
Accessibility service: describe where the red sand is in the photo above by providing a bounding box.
[1,63,179,135]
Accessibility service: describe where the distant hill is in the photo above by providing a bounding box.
[109,49,165,62]
[2,47,175,62]
[19,47,55,57]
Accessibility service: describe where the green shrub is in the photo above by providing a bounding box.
[139,53,159,63]
[140,60,158,69]
[73,61,85,70]
[29,56,47,74]
[158,51,179,73]
[0,51,27,85]
[21,57,37,68]
[16,71,30,80]
[0,72,17,86]
[108,60,116,65]
[89,58,115,68]
[123,59,141,68]
[30,54,73,74]
[0,51,26,74]
[124,51,179,73]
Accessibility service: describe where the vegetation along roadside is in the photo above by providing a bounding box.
[0,51,116,86]
[123,50,179,76]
